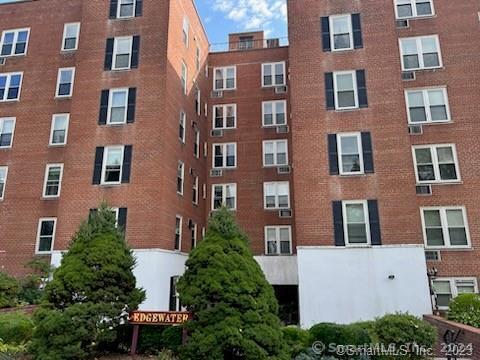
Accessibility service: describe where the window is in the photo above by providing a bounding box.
[117,0,136,18]
[413,145,460,184]
[212,183,236,210]
[179,111,186,143]
[113,36,133,70]
[262,62,286,87]
[0,28,29,56]
[405,88,450,124]
[395,0,435,19]
[0,166,7,200]
[175,216,182,251]
[333,71,358,110]
[263,140,288,167]
[181,61,187,95]
[330,15,353,51]
[338,133,363,175]
[342,200,370,245]
[61,23,80,51]
[107,88,128,124]
[0,117,15,148]
[101,146,124,185]
[195,45,201,71]
[169,276,181,311]
[213,143,236,169]
[265,226,292,255]
[213,104,236,129]
[263,100,286,126]
[239,36,254,50]
[432,278,478,310]
[36,218,57,254]
[192,176,199,205]
[214,66,236,91]
[195,87,201,115]
[182,17,189,47]
[194,130,200,158]
[43,164,64,198]
[400,35,442,71]
[0,72,23,101]
[177,161,184,195]
[421,207,470,249]
[191,222,197,249]
[264,182,290,209]
[49,114,69,146]
[55,68,75,98]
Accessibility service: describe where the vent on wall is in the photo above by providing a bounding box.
[408,125,423,135]
[211,90,223,98]
[396,19,409,29]
[402,71,416,81]
[425,250,441,261]
[277,166,291,174]
[276,125,289,134]
[416,185,432,196]
[210,169,223,177]
[211,129,224,137]
[275,85,288,94]
[278,209,292,218]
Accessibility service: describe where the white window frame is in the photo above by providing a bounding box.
[213,66,236,91]
[42,163,64,199]
[196,87,201,115]
[337,133,364,175]
[0,117,16,149]
[107,88,129,125]
[182,17,189,47]
[0,28,30,57]
[35,217,57,254]
[213,104,237,130]
[329,14,354,52]
[191,222,198,248]
[394,0,435,20]
[0,166,8,200]
[192,175,199,205]
[49,114,70,146]
[262,62,286,87]
[333,70,359,110]
[177,161,185,195]
[212,143,237,169]
[181,61,188,95]
[61,23,81,52]
[432,277,478,310]
[101,145,124,185]
[211,183,237,211]
[0,72,23,102]
[117,0,137,19]
[399,35,442,71]
[421,206,471,249]
[55,67,75,98]
[263,181,290,210]
[179,111,186,143]
[112,36,133,70]
[405,87,451,124]
[262,100,287,127]
[194,129,200,158]
[412,144,460,184]
[342,200,371,246]
[262,139,289,167]
[264,226,293,255]
[175,215,182,251]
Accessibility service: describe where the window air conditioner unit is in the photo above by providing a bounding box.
[408,125,423,135]
[211,90,224,98]
[277,166,291,174]
[425,250,441,261]
[396,19,409,29]
[416,184,432,196]
[0,58,5,66]
[276,125,289,134]
[278,209,292,218]
[210,169,223,177]
[402,71,416,81]
[211,129,224,137]
[275,85,288,94]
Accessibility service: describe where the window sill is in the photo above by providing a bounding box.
[409,120,453,126]
[42,197,60,200]
[213,167,237,171]
[262,85,287,89]
[0,54,27,59]
[264,208,291,211]
[403,66,444,73]
[426,247,473,252]
[60,49,77,54]
[345,244,372,248]
[48,144,66,148]
[338,173,368,177]
[55,96,72,100]
[100,183,123,188]
[110,68,133,73]
[213,88,236,92]
[417,181,463,186]
[334,107,362,112]
[106,123,128,127]
[35,251,53,256]
[0,146,12,150]
[111,16,136,21]
[396,15,437,21]
[0,99,21,103]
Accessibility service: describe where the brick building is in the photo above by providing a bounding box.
[0,0,478,326]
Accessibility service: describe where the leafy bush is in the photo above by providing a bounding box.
[374,313,437,359]
[282,326,311,358]
[448,293,480,328]
[0,272,19,308]
[158,348,179,360]
[18,259,52,305]
[136,326,182,355]
[0,339,27,356]
[0,312,34,345]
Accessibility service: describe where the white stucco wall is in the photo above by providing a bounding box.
[297,245,432,328]
[255,255,298,285]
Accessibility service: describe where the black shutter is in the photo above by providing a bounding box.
[361,132,374,173]
[109,0,118,19]
[104,38,114,71]
[325,72,335,110]
[121,145,132,183]
[352,14,363,49]
[328,134,339,175]
[368,200,382,245]
[169,277,177,311]
[332,201,345,246]
[118,208,128,231]
[127,88,136,123]
[135,0,143,17]
[356,70,368,108]
[321,16,331,52]
[99,90,110,125]
[92,147,104,185]
[131,36,140,69]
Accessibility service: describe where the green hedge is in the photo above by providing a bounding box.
[0,312,34,345]
[448,293,480,328]
[0,272,19,309]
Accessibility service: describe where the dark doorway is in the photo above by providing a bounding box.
[273,285,299,325]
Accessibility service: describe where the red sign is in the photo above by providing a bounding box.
[129,311,192,326]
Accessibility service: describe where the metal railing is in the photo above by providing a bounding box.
[209,37,289,53]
